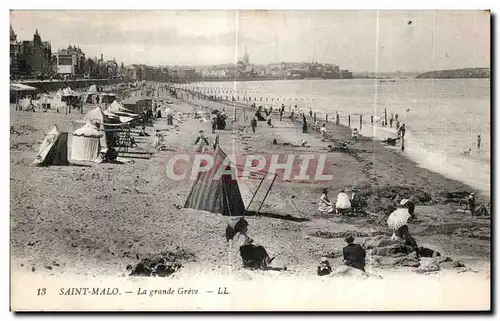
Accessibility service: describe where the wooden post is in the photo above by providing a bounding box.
[384,108,388,126]
[348,114,351,127]
[314,113,317,123]
[360,115,363,129]
[257,174,277,215]
[234,109,237,121]
[326,114,328,123]
[371,115,374,124]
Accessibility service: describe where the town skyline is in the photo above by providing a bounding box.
[10,10,490,73]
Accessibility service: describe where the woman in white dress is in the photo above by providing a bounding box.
[318,188,334,214]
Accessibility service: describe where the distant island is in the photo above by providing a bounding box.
[416,68,490,79]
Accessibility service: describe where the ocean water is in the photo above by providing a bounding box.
[190,79,491,196]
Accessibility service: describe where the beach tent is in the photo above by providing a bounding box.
[10,83,37,92]
[107,100,138,117]
[184,146,246,216]
[33,125,69,166]
[82,84,99,103]
[10,83,37,104]
[71,121,103,162]
[85,106,109,125]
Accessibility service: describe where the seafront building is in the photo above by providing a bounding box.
[9,27,353,82]
[10,26,53,78]
[54,45,86,77]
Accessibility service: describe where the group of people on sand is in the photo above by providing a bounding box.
[318,188,363,216]
[226,216,368,275]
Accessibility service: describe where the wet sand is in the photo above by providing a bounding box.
[9,84,491,310]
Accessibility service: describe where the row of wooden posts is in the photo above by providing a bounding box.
[176,87,392,130]
[176,86,406,151]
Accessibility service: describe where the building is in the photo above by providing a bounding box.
[15,29,53,76]
[126,65,145,81]
[10,25,21,77]
[54,45,86,76]
[242,47,250,65]
[104,59,119,78]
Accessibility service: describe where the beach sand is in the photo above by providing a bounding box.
[9,84,491,310]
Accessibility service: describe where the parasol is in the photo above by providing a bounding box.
[387,208,411,230]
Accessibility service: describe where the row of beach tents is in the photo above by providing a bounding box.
[33,100,143,166]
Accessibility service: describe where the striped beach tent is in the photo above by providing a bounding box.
[184,146,246,217]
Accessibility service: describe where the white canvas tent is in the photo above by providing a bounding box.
[33,125,69,166]
[85,106,109,124]
[71,121,103,162]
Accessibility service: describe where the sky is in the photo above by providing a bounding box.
[10,10,490,72]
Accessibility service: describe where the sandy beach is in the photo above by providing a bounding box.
[10,83,491,310]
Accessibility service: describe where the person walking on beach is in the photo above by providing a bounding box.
[320,124,327,141]
[309,108,313,117]
[279,108,283,121]
[291,110,295,123]
[302,116,308,133]
[477,135,481,148]
[211,115,217,134]
[389,113,394,127]
[250,117,257,134]
[267,114,274,128]
[395,113,399,121]
[399,123,406,138]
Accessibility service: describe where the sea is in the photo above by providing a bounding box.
[191,79,491,197]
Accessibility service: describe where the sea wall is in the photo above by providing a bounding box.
[16,79,125,92]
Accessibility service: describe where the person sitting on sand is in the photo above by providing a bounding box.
[352,128,359,140]
[466,193,476,214]
[129,136,138,148]
[300,138,308,147]
[350,187,362,214]
[396,225,418,253]
[194,130,210,152]
[239,236,274,269]
[317,257,332,276]
[226,217,251,242]
[343,234,366,272]
[318,188,335,214]
[10,126,20,135]
[335,189,351,215]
